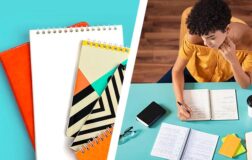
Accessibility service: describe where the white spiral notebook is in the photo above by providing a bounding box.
[29,25,123,160]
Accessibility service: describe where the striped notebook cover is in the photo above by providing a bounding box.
[71,64,125,150]
[66,41,129,138]
[75,127,113,160]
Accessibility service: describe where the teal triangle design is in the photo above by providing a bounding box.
[91,60,127,95]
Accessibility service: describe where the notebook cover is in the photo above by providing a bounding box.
[71,64,126,150]
[66,41,129,138]
[0,22,89,148]
[136,101,166,127]
[75,127,113,160]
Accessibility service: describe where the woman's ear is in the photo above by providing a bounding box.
[225,24,230,33]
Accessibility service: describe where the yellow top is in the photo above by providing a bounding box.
[178,7,252,82]
[178,37,252,82]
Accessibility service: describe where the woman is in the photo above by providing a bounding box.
[159,0,252,120]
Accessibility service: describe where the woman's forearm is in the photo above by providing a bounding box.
[231,59,251,88]
[172,69,185,104]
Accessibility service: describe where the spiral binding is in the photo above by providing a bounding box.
[79,124,114,154]
[82,40,130,53]
[35,25,118,35]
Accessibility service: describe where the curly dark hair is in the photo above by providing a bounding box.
[186,0,231,36]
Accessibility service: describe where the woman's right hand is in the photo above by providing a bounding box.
[177,103,192,121]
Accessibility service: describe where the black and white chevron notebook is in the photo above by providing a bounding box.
[71,64,126,150]
[66,40,129,138]
[68,85,99,137]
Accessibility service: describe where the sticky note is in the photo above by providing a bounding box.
[219,134,241,158]
[222,134,246,157]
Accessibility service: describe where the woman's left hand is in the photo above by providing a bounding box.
[219,37,237,64]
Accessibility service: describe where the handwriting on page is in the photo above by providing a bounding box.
[210,90,238,120]
[151,123,190,160]
[181,129,219,160]
[184,89,211,120]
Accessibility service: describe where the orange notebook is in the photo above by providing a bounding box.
[0,22,89,149]
[75,127,113,160]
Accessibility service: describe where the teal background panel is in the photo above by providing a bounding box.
[0,64,35,160]
[0,0,140,51]
[0,0,140,159]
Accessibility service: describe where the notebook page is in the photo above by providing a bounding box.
[151,123,190,160]
[210,89,238,120]
[181,129,219,160]
[183,89,211,120]
[29,25,123,160]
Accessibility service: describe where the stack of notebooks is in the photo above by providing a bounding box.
[0,22,129,160]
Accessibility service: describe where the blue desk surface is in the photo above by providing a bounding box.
[0,0,139,159]
[116,82,252,160]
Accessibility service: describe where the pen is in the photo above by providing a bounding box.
[177,101,190,113]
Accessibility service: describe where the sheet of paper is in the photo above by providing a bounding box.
[183,89,211,120]
[210,89,238,120]
[181,129,219,160]
[151,123,190,160]
[29,25,123,160]
[246,132,252,160]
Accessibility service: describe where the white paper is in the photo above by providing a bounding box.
[151,123,190,160]
[246,132,252,160]
[183,89,211,120]
[210,89,238,120]
[30,25,123,160]
[181,129,219,160]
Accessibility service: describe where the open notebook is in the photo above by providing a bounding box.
[151,123,219,160]
[29,25,123,160]
[183,89,238,120]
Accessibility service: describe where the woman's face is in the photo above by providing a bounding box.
[201,30,227,49]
